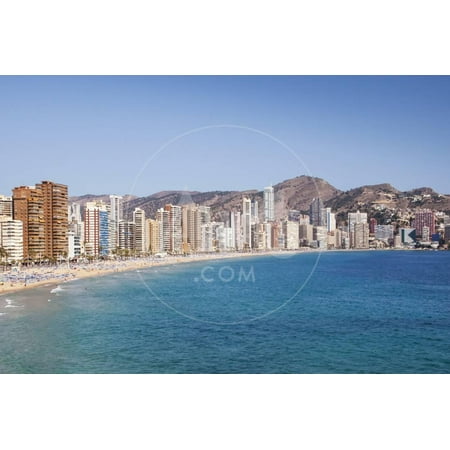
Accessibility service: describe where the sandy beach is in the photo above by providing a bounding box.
[0,250,313,296]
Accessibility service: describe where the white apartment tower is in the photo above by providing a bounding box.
[109,195,123,252]
[133,207,146,254]
[242,197,252,250]
[0,217,23,262]
[326,208,336,232]
[264,186,274,222]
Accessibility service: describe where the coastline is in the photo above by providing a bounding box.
[1,247,442,297]
[0,249,313,296]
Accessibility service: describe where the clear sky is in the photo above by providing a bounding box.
[0,76,449,197]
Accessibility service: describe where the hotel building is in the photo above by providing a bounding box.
[133,208,146,254]
[84,201,110,257]
[109,195,123,252]
[0,217,23,262]
[413,210,436,238]
[242,197,252,250]
[164,204,182,254]
[40,181,69,259]
[310,198,325,227]
[145,218,161,254]
[156,208,170,253]
[12,185,45,259]
[118,221,135,251]
[283,220,299,250]
[264,186,274,222]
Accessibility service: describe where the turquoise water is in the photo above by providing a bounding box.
[0,251,449,373]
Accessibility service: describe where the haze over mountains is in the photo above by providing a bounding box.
[70,175,450,223]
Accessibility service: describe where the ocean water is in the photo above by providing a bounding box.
[0,251,449,373]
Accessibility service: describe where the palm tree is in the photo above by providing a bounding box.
[0,246,9,265]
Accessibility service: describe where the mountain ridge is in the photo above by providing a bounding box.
[70,175,450,221]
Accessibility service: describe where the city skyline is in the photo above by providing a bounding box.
[1,76,450,196]
[1,175,448,264]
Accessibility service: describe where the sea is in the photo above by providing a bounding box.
[0,250,449,373]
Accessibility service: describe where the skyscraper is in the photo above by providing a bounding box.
[133,208,146,254]
[182,204,203,252]
[162,204,182,254]
[12,185,44,259]
[84,201,110,257]
[350,223,369,249]
[230,210,242,250]
[39,181,69,259]
[156,208,170,253]
[109,195,123,252]
[310,198,325,226]
[264,186,275,222]
[282,220,299,249]
[242,197,252,249]
[118,221,135,251]
[325,208,336,232]
[13,181,68,260]
[145,218,161,254]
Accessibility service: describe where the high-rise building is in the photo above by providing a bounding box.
[325,208,336,232]
[413,210,435,238]
[201,223,214,252]
[242,197,252,250]
[109,195,123,252]
[282,220,299,250]
[118,221,135,251]
[264,222,272,250]
[348,211,368,231]
[156,208,170,253]
[264,186,274,222]
[350,222,369,249]
[313,226,328,249]
[0,195,13,218]
[0,217,23,262]
[310,198,325,226]
[181,204,205,252]
[84,201,110,257]
[12,185,45,259]
[39,181,69,259]
[230,211,241,250]
[271,222,283,249]
[133,208,146,254]
[145,218,161,254]
[164,204,182,254]
[299,223,314,246]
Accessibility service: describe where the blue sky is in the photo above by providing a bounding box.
[0,76,449,197]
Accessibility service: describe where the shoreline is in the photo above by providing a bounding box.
[0,249,311,296]
[0,247,444,297]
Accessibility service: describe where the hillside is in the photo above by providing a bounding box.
[70,175,450,222]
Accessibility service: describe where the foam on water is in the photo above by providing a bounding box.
[4,298,24,308]
[50,286,64,294]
